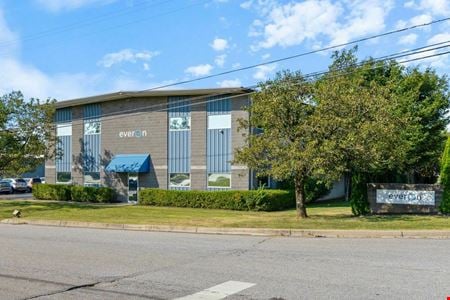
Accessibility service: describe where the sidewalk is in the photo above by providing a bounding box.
[2,218,450,239]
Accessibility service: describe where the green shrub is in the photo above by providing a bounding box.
[33,184,115,203]
[139,188,294,211]
[439,137,450,214]
[350,173,370,216]
[33,184,71,201]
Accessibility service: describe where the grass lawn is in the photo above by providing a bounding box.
[0,199,449,230]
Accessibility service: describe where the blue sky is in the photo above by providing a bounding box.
[0,0,448,101]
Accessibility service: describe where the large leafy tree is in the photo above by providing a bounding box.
[357,58,449,183]
[0,91,56,177]
[235,71,340,218]
[313,50,412,211]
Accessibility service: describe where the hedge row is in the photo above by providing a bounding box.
[32,184,115,203]
[139,188,294,211]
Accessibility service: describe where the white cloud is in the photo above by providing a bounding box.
[215,54,227,67]
[143,63,149,71]
[410,14,433,26]
[404,33,450,69]
[217,79,242,87]
[232,63,241,69]
[98,49,159,68]
[185,64,213,77]
[398,33,418,45]
[34,0,117,12]
[247,0,394,50]
[253,64,276,80]
[210,38,229,51]
[404,0,450,16]
[0,57,103,100]
[261,53,271,60]
[240,1,253,9]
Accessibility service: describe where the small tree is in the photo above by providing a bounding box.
[0,91,56,177]
[235,70,340,218]
[439,136,450,214]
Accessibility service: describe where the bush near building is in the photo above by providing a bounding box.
[33,184,115,203]
[139,188,294,211]
[439,137,450,214]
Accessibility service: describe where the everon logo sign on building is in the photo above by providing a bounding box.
[118,130,148,138]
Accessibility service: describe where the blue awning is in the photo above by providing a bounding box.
[105,154,150,173]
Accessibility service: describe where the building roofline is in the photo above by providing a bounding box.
[55,87,253,109]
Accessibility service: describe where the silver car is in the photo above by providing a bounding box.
[2,178,28,193]
[0,180,13,194]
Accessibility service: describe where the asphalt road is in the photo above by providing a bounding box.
[0,224,449,300]
[0,192,33,200]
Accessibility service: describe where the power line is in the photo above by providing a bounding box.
[51,45,450,129]
[0,0,175,49]
[74,40,449,119]
[0,0,209,57]
[138,16,450,91]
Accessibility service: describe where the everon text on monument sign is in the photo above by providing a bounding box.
[376,189,435,206]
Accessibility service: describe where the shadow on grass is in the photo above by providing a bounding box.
[0,201,105,212]
[307,198,349,208]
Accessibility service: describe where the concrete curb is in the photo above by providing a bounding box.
[2,218,450,239]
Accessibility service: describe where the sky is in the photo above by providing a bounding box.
[0,0,448,101]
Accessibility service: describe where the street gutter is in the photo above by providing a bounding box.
[2,218,450,239]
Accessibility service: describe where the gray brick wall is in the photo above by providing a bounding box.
[191,100,207,189]
[231,95,250,190]
[71,106,83,185]
[47,93,252,200]
[101,96,168,200]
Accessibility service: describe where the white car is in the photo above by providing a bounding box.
[2,178,28,193]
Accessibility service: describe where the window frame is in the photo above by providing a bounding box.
[84,120,101,135]
[169,116,191,131]
[207,173,232,188]
[207,114,231,130]
[169,173,191,188]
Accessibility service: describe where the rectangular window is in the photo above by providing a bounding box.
[208,114,231,129]
[208,173,231,188]
[56,172,71,183]
[84,172,101,187]
[84,121,101,135]
[169,117,191,131]
[169,173,191,187]
[57,123,72,136]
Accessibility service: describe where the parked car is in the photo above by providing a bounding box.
[2,178,28,193]
[0,180,13,194]
[27,177,42,192]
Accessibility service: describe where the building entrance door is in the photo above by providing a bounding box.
[128,173,138,203]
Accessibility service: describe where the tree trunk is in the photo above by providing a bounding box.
[294,176,308,219]
[344,171,352,201]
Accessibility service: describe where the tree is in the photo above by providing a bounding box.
[358,59,449,183]
[234,70,340,218]
[0,91,56,177]
[313,49,411,209]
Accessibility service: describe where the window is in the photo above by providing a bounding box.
[56,172,71,183]
[84,172,101,187]
[169,173,191,187]
[57,123,72,136]
[208,173,231,188]
[208,114,231,129]
[84,121,101,135]
[169,117,191,130]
